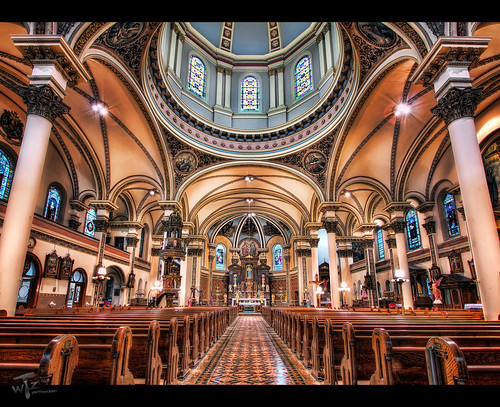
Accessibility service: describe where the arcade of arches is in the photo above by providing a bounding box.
[1,21,500,324]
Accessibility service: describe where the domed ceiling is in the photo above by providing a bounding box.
[146,22,357,159]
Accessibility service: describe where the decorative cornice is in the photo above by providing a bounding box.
[11,34,91,85]
[410,36,490,87]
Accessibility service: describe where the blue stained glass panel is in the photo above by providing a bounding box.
[187,56,206,99]
[406,209,421,250]
[215,244,225,270]
[444,193,460,237]
[84,206,96,237]
[295,55,312,99]
[44,186,62,222]
[274,244,283,270]
[376,228,385,259]
[0,150,14,201]
[241,76,259,111]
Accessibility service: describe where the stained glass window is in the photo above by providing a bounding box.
[44,185,62,222]
[187,56,206,99]
[273,244,283,270]
[295,55,313,99]
[444,192,460,237]
[376,228,385,260]
[0,149,14,201]
[84,206,96,237]
[405,209,421,250]
[215,244,225,270]
[241,76,259,111]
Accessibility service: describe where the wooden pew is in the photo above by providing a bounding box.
[370,328,500,385]
[0,306,235,384]
[0,318,170,385]
[426,336,500,385]
[71,326,135,385]
[0,334,78,385]
[266,306,500,385]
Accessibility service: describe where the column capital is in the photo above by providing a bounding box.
[422,218,437,235]
[322,218,338,233]
[390,218,407,234]
[19,85,70,123]
[431,86,482,126]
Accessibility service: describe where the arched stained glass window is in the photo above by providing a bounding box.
[0,149,14,201]
[241,76,259,111]
[44,185,62,222]
[187,56,206,99]
[405,209,421,250]
[273,244,283,270]
[215,244,225,270]
[84,206,96,237]
[444,192,460,237]
[376,228,385,260]
[295,55,313,99]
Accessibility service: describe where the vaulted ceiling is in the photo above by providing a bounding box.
[1,22,500,243]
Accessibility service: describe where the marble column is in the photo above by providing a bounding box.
[390,214,414,309]
[277,65,285,107]
[268,68,276,109]
[433,87,500,319]
[337,242,353,305]
[224,68,232,110]
[215,65,224,107]
[323,218,341,308]
[208,243,216,303]
[0,85,70,315]
[283,244,291,304]
[411,36,500,320]
[124,222,143,305]
[309,235,320,307]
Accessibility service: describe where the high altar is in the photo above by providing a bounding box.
[227,239,270,313]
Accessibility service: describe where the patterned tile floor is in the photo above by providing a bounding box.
[181,315,319,385]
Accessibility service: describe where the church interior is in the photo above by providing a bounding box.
[0,20,500,392]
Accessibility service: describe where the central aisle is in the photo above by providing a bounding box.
[181,315,319,385]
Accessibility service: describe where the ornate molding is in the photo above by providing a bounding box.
[431,87,482,126]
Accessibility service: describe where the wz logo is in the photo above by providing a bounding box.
[11,372,56,399]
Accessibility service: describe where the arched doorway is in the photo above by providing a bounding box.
[17,253,41,310]
[66,268,87,308]
[103,267,124,306]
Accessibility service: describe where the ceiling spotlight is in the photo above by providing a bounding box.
[149,189,156,196]
[344,191,351,198]
[246,198,253,204]
[91,101,108,115]
[245,175,254,182]
[395,103,410,116]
